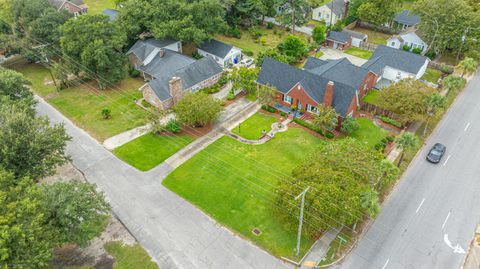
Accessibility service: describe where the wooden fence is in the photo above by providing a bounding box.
[360,42,378,52]
[360,101,401,120]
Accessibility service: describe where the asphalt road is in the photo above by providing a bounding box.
[35,97,291,269]
[337,71,480,269]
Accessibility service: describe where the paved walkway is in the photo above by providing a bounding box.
[317,48,367,67]
[300,228,342,268]
[212,82,233,100]
[224,117,291,145]
[35,95,290,269]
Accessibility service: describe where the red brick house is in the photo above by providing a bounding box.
[257,57,377,120]
[49,0,88,16]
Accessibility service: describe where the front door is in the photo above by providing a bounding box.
[297,99,302,109]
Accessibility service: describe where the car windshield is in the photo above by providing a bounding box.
[430,150,442,156]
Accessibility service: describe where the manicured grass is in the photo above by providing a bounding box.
[113,133,195,171]
[353,27,390,45]
[315,51,324,58]
[344,47,373,59]
[362,89,380,106]
[13,64,149,142]
[215,26,308,57]
[105,242,159,269]
[350,118,388,147]
[163,128,324,258]
[232,112,278,140]
[84,0,116,14]
[421,68,443,84]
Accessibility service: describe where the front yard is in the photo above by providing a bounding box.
[13,64,149,142]
[421,68,443,84]
[215,25,309,57]
[232,112,278,140]
[113,133,195,171]
[163,127,324,258]
[344,47,373,59]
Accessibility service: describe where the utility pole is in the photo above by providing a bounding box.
[32,44,59,92]
[295,186,310,256]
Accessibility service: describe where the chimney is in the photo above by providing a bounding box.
[158,48,165,57]
[323,81,334,107]
[169,77,183,105]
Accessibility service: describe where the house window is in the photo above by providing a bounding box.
[306,104,318,113]
[391,41,395,46]
[283,95,293,104]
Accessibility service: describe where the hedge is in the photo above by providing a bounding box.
[380,115,402,128]
[292,118,333,138]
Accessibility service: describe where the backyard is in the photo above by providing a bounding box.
[163,127,324,259]
[232,112,278,140]
[353,27,390,45]
[215,25,310,57]
[350,118,389,147]
[362,89,380,106]
[13,64,149,142]
[344,47,373,59]
[113,133,195,171]
[421,68,443,83]
[84,0,116,14]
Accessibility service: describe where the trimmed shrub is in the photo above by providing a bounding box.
[412,47,422,54]
[101,107,111,119]
[202,84,220,94]
[218,73,228,86]
[243,49,254,56]
[227,92,235,100]
[280,111,286,117]
[128,67,140,78]
[260,36,267,46]
[402,45,411,51]
[325,132,334,139]
[293,118,324,135]
[380,115,402,128]
[192,52,204,59]
[439,64,454,74]
[166,119,181,133]
[425,50,436,60]
[267,22,274,29]
[226,27,242,38]
[261,104,276,113]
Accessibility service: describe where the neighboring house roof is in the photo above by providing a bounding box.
[199,39,235,59]
[147,56,223,101]
[327,29,367,43]
[49,0,86,10]
[257,57,367,116]
[103,9,119,21]
[320,0,347,17]
[394,10,420,26]
[362,45,429,75]
[127,38,180,64]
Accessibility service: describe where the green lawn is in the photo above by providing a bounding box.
[350,118,388,147]
[13,64,149,142]
[105,242,159,269]
[315,51,324,58]
[232,112,278,140]
[163,128,325,258]
[113,133,195,171]
[344,47,373,59]
[84,0,116,14]
[362,89,380,106]
[421,68,443,83]
[216,26,308,57]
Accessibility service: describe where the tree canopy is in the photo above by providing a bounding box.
[276,138,398,236]
[0,67,36,109]
[230,66,259,95]
[356,0,399,26]
[311,105,338,133]
[376,79,436,124]
[60,15,127,89]
[277,35,307,63]
[118,0,227,44]
[173,92,223,127]
[276,0,308,32]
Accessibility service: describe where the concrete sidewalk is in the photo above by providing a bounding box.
[300,229,341,268]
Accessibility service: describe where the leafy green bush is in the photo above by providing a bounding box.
[267,22,274,29]
[128,66,140,78]
[227,92,235,100]
[293,118,325,136]
[341,116,360,134]
[101,107,111,119]
[249,27,262,40]
[261,104,276,113]
[439,64,454,74]
[243,49,254,56]
[402,45,411,51]
[325,132,334,139]
[280,111,286,116]
[202,84,220,94]
[260,36,267,46]
[380,115,402,128]
[412,47,422,54]
[226,27,242,38]
[218,73,228,86]
[192,52,204,59]
[166,119,181,133]
[425,50,436,60]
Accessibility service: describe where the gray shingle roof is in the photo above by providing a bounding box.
[127,38,179,59]
[341,29,367,40]
[49,0,84,9]
[323,0,347,17]
[362,45,429,75]
[327,31,350,43]
[147,56,223,101]
[102,9,119,21]
[199,39,234,58]
[394,10,420,26]
[257,57,362,116]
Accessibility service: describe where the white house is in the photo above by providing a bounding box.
[362,45,429,88]
[312,0,349,26]
[198,39,242,68]
[387,30,428,54]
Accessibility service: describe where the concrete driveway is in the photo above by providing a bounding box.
[318,48,368,66]
[35,96,292,269]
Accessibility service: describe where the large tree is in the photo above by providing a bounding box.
[356,0,399,26]
[60,15,127,89]
[255,49,290,66]
[173,92,222,127]
[0,67,36,109]
[0,100,71,180]
[456,57,478,78]
[0,170,54,268]
[276,0,308,33]
[41,181,110,247]
[118,0,227,44]
[395,131,418,167]
[414,0,479,57]
[276,139,398,237]
[376,79,436,124]
[311,105,338,133]
[277,35,307,63]
[230,66,260,95]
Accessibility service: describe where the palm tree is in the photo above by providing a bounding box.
[442,75,465,95]
[311,106,338,133]
[395,132,419,167]
[360,189,380,218]
[456,57,478,78]
[424,93,446,136]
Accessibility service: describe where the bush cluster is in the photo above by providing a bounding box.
[226,27,242,38]
[374,135,395,152]
[261,104,276,113]
[380,115,402,128]
[292,118,334,138]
